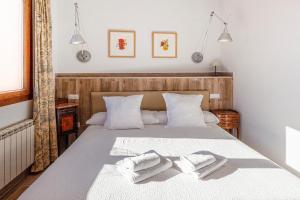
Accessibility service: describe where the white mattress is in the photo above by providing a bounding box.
[19,125,300,200]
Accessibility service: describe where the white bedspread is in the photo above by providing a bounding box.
[19,125,300,200]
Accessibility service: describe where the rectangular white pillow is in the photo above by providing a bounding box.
[86,111,219,126]
[86,112,106,125]
[154,111,219,125]
[103,95,144,130]
[86,111,160,126]
[203,111,220,125]
[162,93,206,128]
[154,111,168,125]
[141,110,160,125]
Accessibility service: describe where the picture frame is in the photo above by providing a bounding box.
[108,30,136,58]
[152,32,177,58]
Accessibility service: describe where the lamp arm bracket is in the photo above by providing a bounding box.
[211,11,228,25]
[200,10,228,53]
[193,11,232,64]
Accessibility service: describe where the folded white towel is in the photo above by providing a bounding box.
[175,158,228,179]
[110,147,139,157]
[117,158,173,183]
[180,154,216,172]
[122,152,161,172]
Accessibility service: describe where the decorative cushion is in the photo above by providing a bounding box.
[162,93,206,127]
[103,95,144,130]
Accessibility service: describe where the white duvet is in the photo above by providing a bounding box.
[19,125,300,200]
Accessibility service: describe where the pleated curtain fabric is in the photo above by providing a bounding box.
[32,0,58,172]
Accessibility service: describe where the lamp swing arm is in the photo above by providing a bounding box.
[211,11,228,26]
[70,2,92,63]
[74,3,81,34]
[200,13,213,53]
[200,11,229,53]
[192,11,232,64]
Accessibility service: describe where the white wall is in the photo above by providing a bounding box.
[0,101,32,129]
[221,0,300,176]
[51,0,223,73]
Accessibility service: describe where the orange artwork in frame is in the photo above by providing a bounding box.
[152,31,177,58]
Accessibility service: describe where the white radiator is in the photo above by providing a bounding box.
[0,120,34,190]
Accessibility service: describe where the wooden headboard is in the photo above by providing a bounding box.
[91,91,210,114]
[55,73,233,125]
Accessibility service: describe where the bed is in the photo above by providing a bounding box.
[19,91,300,200]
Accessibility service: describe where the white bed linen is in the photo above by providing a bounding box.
[19,125,300,200]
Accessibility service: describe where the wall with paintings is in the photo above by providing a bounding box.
[52,0,225,73]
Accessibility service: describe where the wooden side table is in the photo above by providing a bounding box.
[212,110,240,139]
[55,102,79,155]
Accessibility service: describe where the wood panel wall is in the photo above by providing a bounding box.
[55,73,233,125]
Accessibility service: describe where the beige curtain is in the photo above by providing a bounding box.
[32,0,58,172]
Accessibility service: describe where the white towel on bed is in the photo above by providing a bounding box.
[175,158,228,179]
[180,154,216,172]
[122,152,161,172]
[117,158,173,183]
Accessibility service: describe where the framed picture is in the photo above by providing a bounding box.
[152,32,177,58]
[108,30,136,58]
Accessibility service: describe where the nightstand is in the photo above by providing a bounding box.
[212,110,240,139]
[55,102,79,155]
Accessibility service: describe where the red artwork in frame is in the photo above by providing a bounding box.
[108,30,136,58]
[61,115,74,132]
[117,38,127,50]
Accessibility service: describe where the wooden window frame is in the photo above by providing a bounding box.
[0,0,32,107]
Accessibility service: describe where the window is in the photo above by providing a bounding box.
[0,0,32,106]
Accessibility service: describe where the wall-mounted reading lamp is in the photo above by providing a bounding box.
[70,3,91,63]
[192,11,233,63]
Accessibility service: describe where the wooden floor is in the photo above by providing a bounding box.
[2,173,41,200]
[1,132,83,200]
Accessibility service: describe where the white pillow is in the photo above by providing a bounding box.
[153,111,219,125]
[87,111,160,126]
[86,111,219,126]
[155,111,168,124]
[203,111,220,124]
[103,95,144,130]
[142,110,160,125]
[86,112,106,125]
[142,111,169,125]
[162,93,206,127]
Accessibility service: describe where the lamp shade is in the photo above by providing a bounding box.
[218,26,233,42]
[70,33,86,45]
